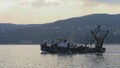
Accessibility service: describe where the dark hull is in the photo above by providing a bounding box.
[40,45,106,54]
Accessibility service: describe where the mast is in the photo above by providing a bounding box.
[84,25,101,47]
[69,22,74,43]
[91,25,109,48]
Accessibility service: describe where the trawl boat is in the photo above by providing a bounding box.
[40,25,109,53]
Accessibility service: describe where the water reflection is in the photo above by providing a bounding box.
[41,52,107,68]
[85,53,107,68]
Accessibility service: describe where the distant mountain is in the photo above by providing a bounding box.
[0,23,42,30]
[0,14,120,44]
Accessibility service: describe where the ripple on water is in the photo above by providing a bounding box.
[0,45,120,68]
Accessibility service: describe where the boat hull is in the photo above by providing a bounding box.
[40,45,106,53]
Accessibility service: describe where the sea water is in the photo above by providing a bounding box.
[0,44,120,68]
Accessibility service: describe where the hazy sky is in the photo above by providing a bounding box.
[0,0,120,24]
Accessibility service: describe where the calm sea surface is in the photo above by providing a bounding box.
[0,44,120,68]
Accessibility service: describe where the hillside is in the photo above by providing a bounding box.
[0,14,120,44]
